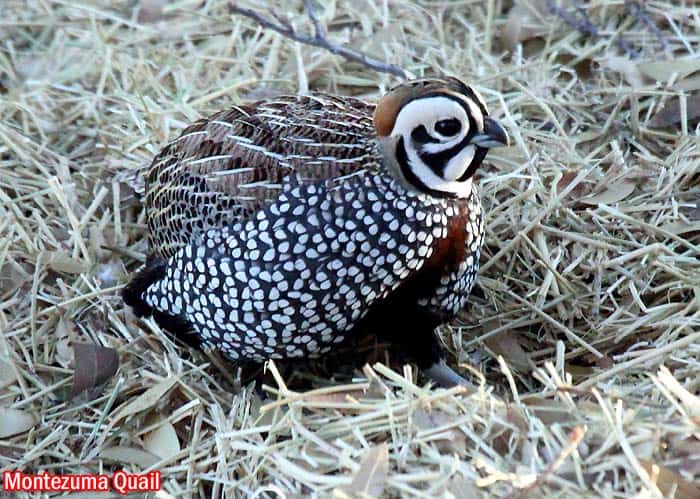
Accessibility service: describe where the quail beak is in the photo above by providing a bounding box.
[470,116,509,148]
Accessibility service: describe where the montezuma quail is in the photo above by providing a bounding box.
[123,77,509,386]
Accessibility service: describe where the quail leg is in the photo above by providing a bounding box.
[411,329,473,389]
[372,306,471,389]
[424,359,470,388]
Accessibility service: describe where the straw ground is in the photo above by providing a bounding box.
[1,0,698,497]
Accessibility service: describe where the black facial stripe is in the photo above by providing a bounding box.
[396,136,429,193]
[410,124,439,144]
[440,78,489,115]
[460,88,488,116]
[420,151,447,178]
[440,77,488,114]
[395,137,457,199]
[417,133,472,175]
[458,146,487,181]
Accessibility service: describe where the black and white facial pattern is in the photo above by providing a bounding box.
[390,91,490,198]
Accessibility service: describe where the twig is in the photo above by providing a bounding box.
[545,0,639,59]
[625,1,669,51]
[303,0,326,39]
[229,1,407,78]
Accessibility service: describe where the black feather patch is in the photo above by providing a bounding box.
[122,257,167,317]
[458,146,488,181]
[122,257,197,341]
[410,125,439,144]
[396,137,456,199]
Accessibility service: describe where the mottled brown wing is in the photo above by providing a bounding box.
[145,93,380,260]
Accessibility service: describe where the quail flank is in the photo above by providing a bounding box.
[123,77,509,387]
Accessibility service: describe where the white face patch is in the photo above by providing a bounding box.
[443,144,476,181]
[389,95,484,197]
[391,96,469,140]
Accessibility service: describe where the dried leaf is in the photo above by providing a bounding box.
[71,343,119,398]
[0,260,31,295]
[301,383,383,405]
[39,251,88,275]
[484,330,531,373]
[565,364,596,379]
[649,94,700,129]
[55,318,74,369]
[665,436,700,475]
[659,221,700,235]
[444,475,483,499]
[557,171,588,197]
[100,446,160,468]
[137,0,166,23]
[637,59,700,84]
[606,57,644,89]
[303,390,368,404]
[0,407,36,437]
[676,74,700,92]
[639,460,700,499]
[490,405,528,455]
[412,408,468,455]
[596,355,614,369]
[502,5,542,49]
[523,398,599,425]
[0,358,17,389]
[341,444,389,498]
[113,377,178,421]
[501,0,560,49]
[55,337,73,369]
[580,180,635,205]
[143,420,181,460]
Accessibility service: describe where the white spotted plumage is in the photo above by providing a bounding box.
[124,77,507,378]
[142,174,482,361]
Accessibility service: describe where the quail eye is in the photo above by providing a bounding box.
[434,118,462,137]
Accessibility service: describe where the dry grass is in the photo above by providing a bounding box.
[1,0,699,497]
